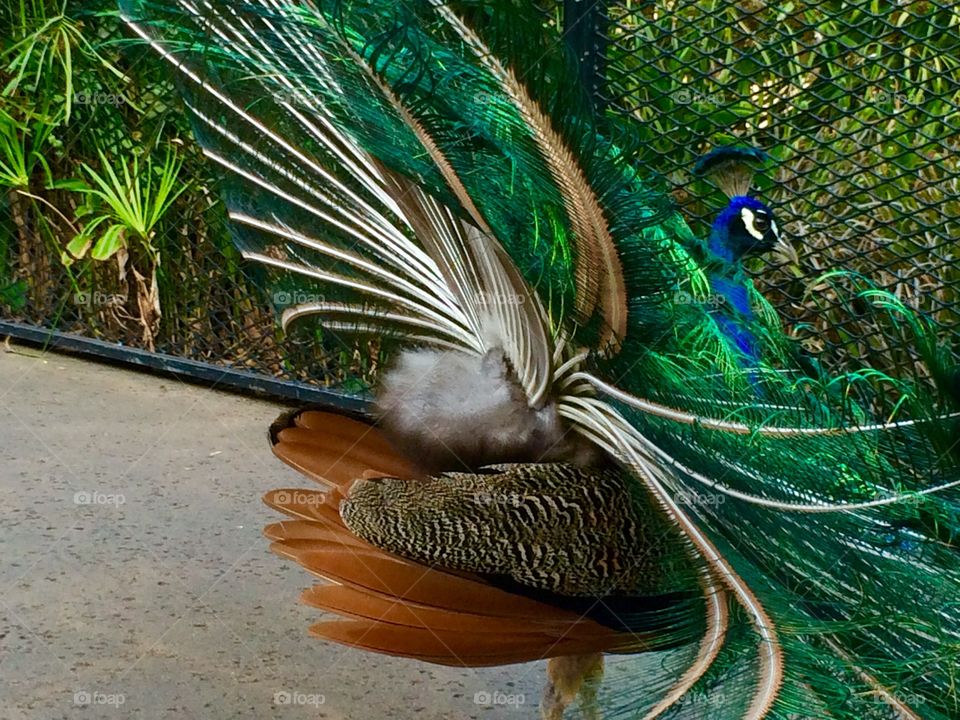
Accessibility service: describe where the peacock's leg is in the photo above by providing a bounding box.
[541,653,605,720]
[577,654,605,719]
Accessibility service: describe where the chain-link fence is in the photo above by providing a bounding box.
[1,1,957,399]
[599,0,960,374]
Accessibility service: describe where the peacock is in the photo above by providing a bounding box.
[120,1,960,718]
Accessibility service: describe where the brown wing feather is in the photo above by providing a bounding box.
[264,409,645,665]
[308,619,620,667]
[300,585,608,639]
[272,411,419,486]
[263,488,342,523]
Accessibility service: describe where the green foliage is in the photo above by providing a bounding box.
[1,1,126,123]
[0,108,53,188]
[0,278,28,309]
[58,146,186,263]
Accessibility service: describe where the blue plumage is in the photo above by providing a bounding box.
[706,195,779,363]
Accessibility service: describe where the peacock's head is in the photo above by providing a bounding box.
[709,195,780,263]
[695,145,786,264]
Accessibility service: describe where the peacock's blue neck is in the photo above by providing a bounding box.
[708,219,759,361]
[707,211,738,265]
[711,273,752,318]
[710,276,758,360]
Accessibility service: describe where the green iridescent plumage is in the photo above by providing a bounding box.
[121,1,960,718]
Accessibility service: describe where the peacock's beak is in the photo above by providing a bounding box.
[766,217,798,266]
[775,234,799,266]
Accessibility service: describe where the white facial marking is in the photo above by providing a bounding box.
[740,207,765,241]
[771,219,780,239]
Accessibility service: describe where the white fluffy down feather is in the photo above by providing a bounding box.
[375,348,596,471]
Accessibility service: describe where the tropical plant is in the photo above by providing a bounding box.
[63,147,185,261]
[0,108,53,189]
[1,1,127,123]
[56,146,187,348]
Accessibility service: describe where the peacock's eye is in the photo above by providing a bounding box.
[739,207,769,240]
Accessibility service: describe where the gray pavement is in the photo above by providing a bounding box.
[0,345,544,719]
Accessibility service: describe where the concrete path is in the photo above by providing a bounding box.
[0,345,543,719]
